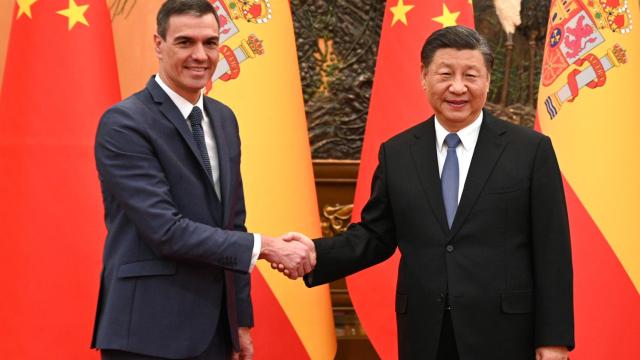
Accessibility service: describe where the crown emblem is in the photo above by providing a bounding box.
[244,34,265,56]
[587,0,633,34]
[221,0,272,24]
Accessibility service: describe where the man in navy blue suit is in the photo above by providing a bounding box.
[91,1,314,359]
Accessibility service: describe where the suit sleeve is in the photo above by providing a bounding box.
[95,105,254,273]
[306,143,397,286]
[530,135,575,349]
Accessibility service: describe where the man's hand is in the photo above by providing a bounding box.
[269,232,316,279]
[232,327,253,360]
[259,235,314,279]
[536,346,569,360]
[283,232,315,267]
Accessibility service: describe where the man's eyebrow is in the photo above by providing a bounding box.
[172,35,219,42]
[434,61,482,70]
[173,35,193,42]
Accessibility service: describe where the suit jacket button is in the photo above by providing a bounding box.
[446,244,454,253]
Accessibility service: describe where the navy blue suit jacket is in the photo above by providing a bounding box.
[91,78,254,358]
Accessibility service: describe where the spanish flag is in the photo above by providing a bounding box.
[346,1,474,359]
[0,0,120,358]
[537,0,640,357]
[206,1,336,358]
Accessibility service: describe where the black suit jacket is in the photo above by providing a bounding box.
[91,78,254,358]
[306,111,574,359]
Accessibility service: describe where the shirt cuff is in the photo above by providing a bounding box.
[249,233,261,272]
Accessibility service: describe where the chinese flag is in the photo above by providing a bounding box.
[536,0,640,357]
[346,1,474,359]
[0,0,120,359]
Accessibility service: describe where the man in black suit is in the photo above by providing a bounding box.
[290,26,574,359]
[91,1,313,359]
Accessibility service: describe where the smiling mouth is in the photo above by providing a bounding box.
[446,100,468,107]
[185,66,209,73]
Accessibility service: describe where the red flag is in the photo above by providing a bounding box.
[0,0,120,358]
[346,1,474,358]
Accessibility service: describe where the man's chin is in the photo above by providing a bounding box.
[440,113,471,123]
[185,80,210,92]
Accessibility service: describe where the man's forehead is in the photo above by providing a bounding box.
[166,13,218,35]
[430,49,486,67]
[432,48,483,58]
[432,60,483,68]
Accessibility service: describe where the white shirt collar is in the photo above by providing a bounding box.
[154,74,204,119]
[434,111,483,151]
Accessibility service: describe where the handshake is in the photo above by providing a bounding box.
[258,232,315,280]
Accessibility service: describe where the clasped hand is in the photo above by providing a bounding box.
[259,232,315,280]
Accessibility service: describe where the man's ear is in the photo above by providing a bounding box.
[420,64,428,90]
[153,33,163,59]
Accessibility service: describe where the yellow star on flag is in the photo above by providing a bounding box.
[56,0,89,30]
[16,0,37,19]
[432,4,460,28]
[390,0,415,26]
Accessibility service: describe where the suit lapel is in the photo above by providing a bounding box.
[147,78,223,224]
[203,99,232,226]
[410,118,450,236]
[147,79,215,185]
[448,111,507,239]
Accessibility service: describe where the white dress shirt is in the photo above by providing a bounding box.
[434,112,483,204]
[155,75,260,270]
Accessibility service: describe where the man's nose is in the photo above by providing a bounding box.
[449,77,467,94]
[191,43,207,61]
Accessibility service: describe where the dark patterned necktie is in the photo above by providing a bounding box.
[188,106,213,180]
[442,133,461,228]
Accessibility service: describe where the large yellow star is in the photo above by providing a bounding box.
[390,0,415,26]
[432,4,460,28]
[56,0,89,30]
[16,0,37,19]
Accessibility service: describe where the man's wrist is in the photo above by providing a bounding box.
[258,235,272,259]
[248,234,261,271]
